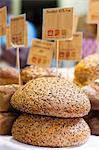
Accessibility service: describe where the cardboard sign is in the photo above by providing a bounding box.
[10,14,26,46]
[42,7,73,40]
[73,15,79,33]
[55,32,82,61]
[87,0,99,23]
[0,7,7,36]
[6,26,11,49]
[28,39,54,67]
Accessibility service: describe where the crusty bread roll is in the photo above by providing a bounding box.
[82,79,99,110]
[11,77,91,118]
[74,54,99,87]
[0,66,18,85]
[21,65,61,84]
[84,110,99,135]
[0,84,19,112]
[12,114,90,147]
[0,112,18,135]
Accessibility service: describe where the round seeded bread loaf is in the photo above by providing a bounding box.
[12,114,90,147]
[10,77,91,118]
[0,66,18,85]
[74,54,99,87]
[21,65,61,84]
[82,79,99,110]
[0,84,19,112]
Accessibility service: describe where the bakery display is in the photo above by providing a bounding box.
[74,54,99,87]
[21,65,61,84]
[10,77,91,118]
[0,84,19,112]
[0,66,19,85]
[0,112,18,135]
[12,114,90,147]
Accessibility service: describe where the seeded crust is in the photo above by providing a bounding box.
[0,66,18,85]
[11,77,91,118]
[0,84,19,112]
[12,114,90,147]
[21,65,61,84]
[74,54,99,87]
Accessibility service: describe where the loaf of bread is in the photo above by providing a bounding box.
[21,65,61,84]
[0,84,19,112]
[82,79,99,110]
[12,114,90,147]
[84,110,99,135]
[74,54,99,87]
[0,112,18,135]
[0,66,19,85]
[11,77,91,118]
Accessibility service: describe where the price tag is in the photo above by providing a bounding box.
[28,39,54,67]
[0,7,7,36]
[55,32,82,61]
[87,0,99,23]
[10,14,26,46]
[42,7,73,40]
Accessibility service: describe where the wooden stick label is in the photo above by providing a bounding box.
[10,15,26,46]
[0,7,7,36]
[55,32,82,61]
[87,0,99,23]
[28,39,54,67]
[42,7,73,40]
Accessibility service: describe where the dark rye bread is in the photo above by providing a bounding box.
[0,84,19,112]
[10,77,91,118]
[12,114,90,147]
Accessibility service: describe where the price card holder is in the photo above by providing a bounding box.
[87,0,99,23]
[10,14,26,85]
[28,39,54,68]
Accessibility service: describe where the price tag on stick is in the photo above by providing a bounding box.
[10,14,26,85]
[42,7,74,77]
[28,39,53,68]
[55,32,82,61]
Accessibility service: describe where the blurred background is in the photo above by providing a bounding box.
[0,0,98,68]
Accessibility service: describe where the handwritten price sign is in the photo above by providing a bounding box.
[28,39,54,67]
[42,7,73,40]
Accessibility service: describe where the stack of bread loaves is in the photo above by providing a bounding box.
[11,77,91,147]
[0,66,19,135]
